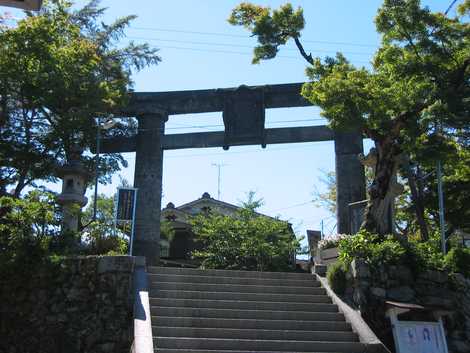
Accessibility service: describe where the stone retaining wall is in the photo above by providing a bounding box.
[345,260,470,353]
[0,256,136,353]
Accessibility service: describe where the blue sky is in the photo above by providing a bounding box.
[4,0,455,243]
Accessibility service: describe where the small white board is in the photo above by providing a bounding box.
[393,320,448,353]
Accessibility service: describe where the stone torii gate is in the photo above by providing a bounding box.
[101,82,366,265]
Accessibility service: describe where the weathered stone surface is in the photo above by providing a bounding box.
[391,265,414,284]
[450,339,470,353]
[353,287,367,306]
[421,296,454,309]
[344,261,470,352]
[387,286,416,302]
[0,256,135,353]
[419,270,449,284]
[314,264,327,276]
[133,114,166,265]
[334,131,366,234]
[351,259,370,279]
[370,287,387,298]
[97,255,135,274]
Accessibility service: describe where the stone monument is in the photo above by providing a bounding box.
[56,145,89,233]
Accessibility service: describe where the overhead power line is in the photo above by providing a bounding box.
[129,26,378,48]
[165,118,327,131]
[269,201,313,212]
[147,45,372,65]
[123,140,333,160]
[445,0,459,15]
[128,36,374,56]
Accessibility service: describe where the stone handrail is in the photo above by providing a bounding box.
[131,257,153,353]
[316,274,391,353]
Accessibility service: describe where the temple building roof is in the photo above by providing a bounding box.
[0,0,42,10]
[161,192,287,228]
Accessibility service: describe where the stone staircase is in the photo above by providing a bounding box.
[148,266,366,353]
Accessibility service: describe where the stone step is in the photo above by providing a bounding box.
[152,316,352,332]
[148,266,313,280]
[153,327,358,342]
[148,273,320,287]
[154,337,365,352]
[150,282,326,295]
[150,307,343,321]
[156,350,346,353]
[151,289,331,303]
[150,298,338,312]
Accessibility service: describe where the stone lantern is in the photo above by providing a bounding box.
[56,145,89,233]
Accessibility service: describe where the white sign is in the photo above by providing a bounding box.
[395,321,448,353]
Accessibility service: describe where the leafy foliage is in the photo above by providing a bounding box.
[0,0,160,197]
[81,192,174,255]
[338,230,407,267]
[228,3,305,64]
[406,232,446,271]
[312,171,337,217]
[82,193,128,255]
[191,201,299,271]
[445,247,470,277]
[337,230,470,276]
[0,191,59,275]
[326,261,348,295]
[230,0,469,236]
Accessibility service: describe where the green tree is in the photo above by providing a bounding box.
[312,170,338,218]
[81,192,175,255]
[191,196,300,271]
[229,1,469,237]
[0,0,159,197]
[0,190,59,274]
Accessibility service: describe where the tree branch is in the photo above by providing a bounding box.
[293,36,314,65]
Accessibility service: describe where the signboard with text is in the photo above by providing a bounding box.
[116,188,137,221]
[115,187,138,255]
[394,321,448,353]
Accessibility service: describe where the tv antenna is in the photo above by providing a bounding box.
[211,162,228,200]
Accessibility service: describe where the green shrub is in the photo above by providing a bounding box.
[405,236,445,272]
[327,261,348,295]
[338,230,406,267]
[0,192,58,275]
[82,220,128,255]
[445,247,470,276]
[191,205,300,272]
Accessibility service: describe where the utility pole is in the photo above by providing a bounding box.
[436,121,446,254]
[93,117,116,221]
[437,160,446,253]
[211,163,227,200]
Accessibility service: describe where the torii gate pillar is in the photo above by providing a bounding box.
[335,131,366,234]
[133,113,167,265]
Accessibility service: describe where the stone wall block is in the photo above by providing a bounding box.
[386,279,400,288]
[0,256,134,353]
[387,286,415,302]
[343,260,470,351]
[353,287,368,306]
[97,255,134,274]
[351,259,370,279]
[379,266,388,283]
[392,265,414,284]
[419,270,449,284]
[421,296,454,309]
[370,287,387,298]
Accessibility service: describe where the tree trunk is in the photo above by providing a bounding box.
[362,138,401,236]
[403,156,429,241]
